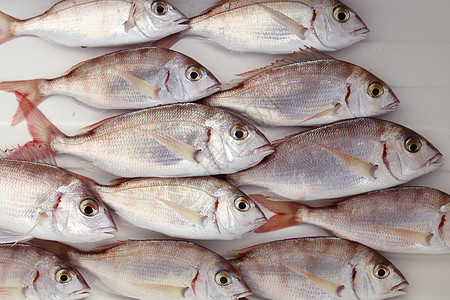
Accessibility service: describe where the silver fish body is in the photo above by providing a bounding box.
[184,0,369,53]
[93,176,267,240]
[0,0,189,47]
[257,187,450,254]
[0,244,89,299]
[202,51,399,127]
[227,118,443,200]
[0,47,221,123]
[38,240,251,300]
[0,159,116,243]
[16,101,274,178]
[230,237,408,300]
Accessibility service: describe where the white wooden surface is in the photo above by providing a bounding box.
[0,0,448,299]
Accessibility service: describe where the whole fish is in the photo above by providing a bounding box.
[32,239,251,300]
[227,118,443,200]
[12,98,274,177]
[1,47,221,125]
[0,156,116,243]
[254,187,450,254]
[0,244,90,299]
[159,0,369,53]
[202,49,399,127]
[230,237,408,300]
[92,176,267,240]
[0,0,189,47]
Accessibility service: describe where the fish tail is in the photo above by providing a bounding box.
[16,93,64,150]
[0,11,17,45]
[251,194,309,233]
[28,239,79,263]
[0,79,45,125]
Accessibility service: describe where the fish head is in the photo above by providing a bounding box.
[166,55,222,101]
[214,187,267,239]
[353,251,408,300]
[29,257,90,300]
[383,123,443,182]
[312,1,369,50]
[194,256,251,300]
[204,111,274,173]
[52,182,117,243]
[138,1,189,37]
[346,67,400,117]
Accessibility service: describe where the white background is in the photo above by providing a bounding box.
[0,0,449,299]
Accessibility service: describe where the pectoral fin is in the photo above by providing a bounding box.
[282,263,344,297]
[124,0,138,32]
[11,212,48,246]
[297,103,341,125]
[132,282,187,299]
[314,143,378,179]
[373,225,433,246]
[258,3,306,40]
[116,69,160,98]
[144,131,201,163]
[155,197,206,227]
[0,287,25,299]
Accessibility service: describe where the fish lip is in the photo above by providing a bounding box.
[351,27,370,36]
[252,144,275,155]
[206,83,223,94]
[69,288,91,299]
[382,100,400,111]
[391,281,409,293]
[426,153,443,167]
[233,290,252,299]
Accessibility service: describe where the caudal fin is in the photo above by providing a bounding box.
[251,194,309,233]
[0,79,45,125]
[15,93,64,150]
[0,11,16,45]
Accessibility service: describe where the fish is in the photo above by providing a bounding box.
[227,118,443,200]
[201,49,400,127]
[230,237,408,300]
[0,47,221,125]
[254,187,450,254]
[0,147,116,244]
[91,176,267,240]
[10,97,274,178]
[0,243,90,299]
[157,0,369,53]
[31,239,252,300]
[0,0,189,47]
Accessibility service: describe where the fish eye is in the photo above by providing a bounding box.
[373,263,390,279]
[215,271,232,286]
[230,125,248,140]
[79,199,99,216]
[367,82,384,98]
[333,6,350,22]
[404,136,422,153]
[55,269,73,284]
[186,66,203,81]
[152,1,168,15]
[234,197,251,212]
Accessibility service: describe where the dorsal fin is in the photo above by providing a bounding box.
[230,47,335,87]
[1,142,57,166]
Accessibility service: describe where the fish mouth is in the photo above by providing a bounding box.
[382,100,400,111]
[69,289,91,299]
[252,144,275,155]
[351,27,370,36]
[426,153,443,168]
[173,18,190,26]
[233,290,252,299]
[206,83,223,94]
[96,227,118,238]
[390,281,409,294]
